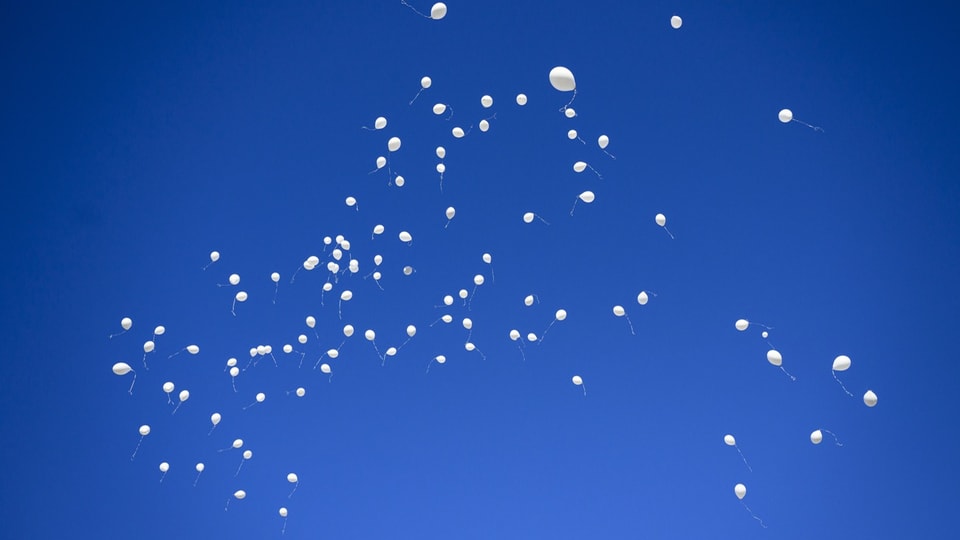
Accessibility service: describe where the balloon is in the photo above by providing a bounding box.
[113,362,133,376]
[446,206,456,219]
[297,334,307,344]
[320,363,331,374]
[452,127,465,138]
[230,366,240,377]
[435,355,446,364]
[832,355,851,371]
[598,135,609,148]
[306,316,316,328]
[421,76,432,89]
[287,473,298,483]
[579,191,595,203]
[399,231,412,243]
[637,292,649,305]
[234,490,246,500]
[572,375,583,386]
[365,329,376,341]
[163,381,174,393]
[436,146,446,159]
[436,163,446,174]
[482,253,492,264]
[655,213,666,226]
[431,2,447,19]
[735,319,749,331]
[154,325,166,336]
[573,161,587,173]
[524,295,535,306]
[226,357,237,367]
[567,129,578,140]
[767,350,782,366]
[565,108,576,118]
[671,15,682,29]
[613,305,625,316]
[474,274,485,286]
[441,314,453,323]
[159,462,169,473]
[345,196,357,208]
[458,289,468,299]
[516,93,528,105]
[233,439,243,448]
[810,430,823,444]
[343,325,355,337]
[271,272,280,283]
[509,329,521,341]
[462,318,473,330]
[443,295,454,306]
[296,387,305,397]
[211,413,221,425]
[187,345,200,354]
[256,392,265,402]
[209,251,220,262]
[196,463,205,472]
[555,309,568,321]
[778,109,793,123]
[734,484,746,500]
[527,333,538,342]
[724,434,736,446]
[374,116,387,129]
[279,507,288,518]
[235,291,247,302]
[387,137,401,152]
[139,425,151,436]
[403,266,414,275]
[179,390,190,402]
[376,156,386,169]
[340,290,353,301]
[121,317,133,330]
[229,273,240,285]
[243,450,253,459]
[479,119,490,132]
[433,103,447,115]
[549,66,576,92]
[761,331,769,339]
[327,349,339,359]
[523,212,535,223]
[863,390,878,407]
[481,95,493,108]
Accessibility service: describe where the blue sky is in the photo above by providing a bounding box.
[2,1,959,538]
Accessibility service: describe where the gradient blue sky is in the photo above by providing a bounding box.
[2,1,959,538]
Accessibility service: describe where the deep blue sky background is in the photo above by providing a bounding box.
[2,1,959,538]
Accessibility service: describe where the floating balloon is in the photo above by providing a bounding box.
[481,95,493,108]
[570,191,595,215]
[296,387,305,397]
[187,344,200,354]
[172,389,190,415]
[421,76,431,88]
[433,103,447,115]
[194,462,205,486]
[671,15,682,29]
[445,206,456,228]
[431,2,447,19]
[613,305,635,335]
[723,434,752,471]
[831,355,854,396]
[162,381,174,403]
[655,213,675,239]
[549,66,576,92]
[110,317,133,339]
[387,137,401,152]
[863,390,878,407]
[735,319,749,331]
[399,231,413,243]
[778,108,823,131]
[452,127,465,138]
[131,425,150,460]
[735,484,746,500]
[766,349,782,366]
[522,212,550,225]
[374,116,387,129]
[159,462,169,482]
[426,354,446,373]
[516,93,528,105]
[229,273,240,285]
[436,146,446,159]
[112,362,137,394]
[810,429,823,444]
[565,107,576,118]
[571,375,585,396]
[479,119,490,132]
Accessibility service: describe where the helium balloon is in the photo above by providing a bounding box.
[113,362,132,376]
[734,484,746,500]
[832,355,851,371]
[431,2,447,19]
[766,349,782,366]
[365,329,376,341]
[320,363,331,374]
[452,127,465,138]
[516,93,528,105]
[279,507,288,518]
[613,305,625,316]
[549,66,576,92]
[256,392,265,402]
[196,463,204,472]
[473,274,484,286]
[445,206,456,221]
[399,231,412,243]
[810,430,823,444]
[435,355,446,364]
[327,349,339,359]
[234,490,246,500]
[671,15,682,29]
[271,272,280,282]
[761,331,769,339]
[340,290,353,301]
[376,156,386,169]
[436,146,446,159]
[509,329,521,341]
[863,390,878,407]
[403,266,414,275]
[441,314,453,323]
[724,434,736,446]
[209,251,220,262]
[524,295,536,306]
[735,319,749,331]
[637,291,649,305]
[421,76,432,88]
[555,309,567,321]
[159,462,169,472]
[598,134,609,148]
[387,137,401,152]
[407,325,417,337]
[179,390,190,401]
[374,116,387,129]
[229,273,240,285]
[187,345,200,354]
[567,129,579,140]
[462,318,473,330]
[233,439,243,449]
[573,161,587,173]
[163,381,174,393]
[143,340,155,354]
[479,119,490,132]
[655,213,666,226]
[436,163,446,174]
[778,109,793,123]
[211,413,221,425]
[433,103,447,115]
[481,95,493,108]
[527,332,538,342]
[565,108,576,118]
[579,191,594,203]
[153,325,165,336]
[139,425,151,436]
[523,212,534,223]
[571,375,583,385]
[306,316,316,328]
[296,387,306,397]
[121,317,133,330]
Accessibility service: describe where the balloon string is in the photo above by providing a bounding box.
[625,315,636,335]
[425,359,434,374]
[467,286,478,311]
[736,446,753,473]
[409,87,424,105]
[581,384,587,397]
[288,483,299,499]
[374,278,384,291]
[270,353,278,367]
[601,149,617,160]
[297,352,305,369]
[793,118,824,132]
[832,371,854,397]
[559,89,577,112]
[141,352,150,371]
[159,471,167,484]
[741,501,767,528]
[224,499,231,512]
[128,372,137,395]
[823,429,844,447]
[231,377,237,392]
[281,518,287,535]
[231,298,237,317]
[539,320,556,343]
[235,459,244,477]
[130,437,144,460]
[272,283,279,304]
[202,261,214,271]
[108,329,128,339]
[371,341,383,361]
[587,164,602,179]
[289,266,301,284]
[400,0,430,18]
[779,365,797,381]
[662,226,675,240]
[208,425,218,436]
[570,199,579,216]
[517,344,526,362]
[172,402,183,415]
[194,471,202,487]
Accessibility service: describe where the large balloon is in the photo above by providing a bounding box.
[431,2,447,19]
[766,349,782,366]
[778,109,793,123]
[734,484,746,500]
[113,362,132,376]
[832,355,851,371]
[549,67,576,92]
[121,317,133,330]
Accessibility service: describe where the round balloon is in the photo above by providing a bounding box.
[778,109,793,123]
[735,319,749,331]
[832,355,851,372]
[810,430,823,444]
[734,484,746,499]
[863,390,878,407]
[724,434,736,446]
[766,349,783,366]
[431,2,447,19]
[549,66,576,92]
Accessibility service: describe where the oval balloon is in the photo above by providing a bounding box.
[573,161,587,173]
[473,274,484,286]
[209,251,220,262]
[555,309,567,321]
[287,473,298,483]
[279,507,288,518]
[374,116,387,129]
[735,319,749,331]
[256,392,265,402]
[523,212,535,223]
[481,95,493,108]
[509,329,520,341]
[271,272,280,282]
[243,450,252,459]
[462,318,473,330]
[159,462,169,473]
[767,349,783,366]
[387,137,401,152]
[235,291,247,302]
[306,316,316,328]
[832,355,851,372]
[340,290,353,301]
[549,66,576,92]
[296,387,306,397]
[613,305,625,316]
[430,2,447,19]
[436,146,446,159]
[121,317,133,330]
[433,103,447,115]
[565,108,576,118]
[435,355,446,364]
[671,15,682,29]
[734,484,746,500]
[724,434,736,446]
[810,430,823,444]
[211,413,221,425]
[163,381,174,393]
[598,135,609,148]
[446,206,456,219]
[179,390,190,402]
[452,127,465,138]
[579,191,595,203]
[196,462,205,472]
[229,273,240,285]
[863,390,878,407]
[112,362,132,376]
[364,329,376,341]
[154,325,166,335]
[376,156,386,169]
[482,253,492,264]
[233,439,243,448]
[234,490,246,500]
[778,109,793,123]
[479,119,490,132]
[655,213,666,226]
[572,375,583,386]
[637,291,649,305]
[399,231,412,243]
[320,363,331,374]
[230,366,240,377]
[139,425,151,436]
[421,76,432,89]
[524,295,535,306]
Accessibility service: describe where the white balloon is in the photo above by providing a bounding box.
[555,309,567,321]
[255,392,265,402]
[159,462,169,473]
[296,387,305,397]
[320,363,331,374]
[327,349,339,359]
[509,329,521,341]
[340,290,353,301]
[179,390,190,402]
[441,314,453,323]
[767,350,783,366]
[345,196,357,207]
[655,213,667,226]
[226,357,237,367]
[579,191,595,203]
[322,283,333,292]
[567,129,578,140]
[527,333,538,342]
[446,206,456,219]
[724,434,736,446]
[516,93,528,105]
[761,331,769,339]
[613,305,626,317]
[209,251,220,262]
[343,324,354,337]
[549,66,576,92]
[735,319,749,331]
[374,116,387,129]
[482,253,492,264]
[433,103,447,115]
[403,266,415,275]
[112,362,133,376]
[364,329,376,341]
[571,375,583,386]
[473,274,485,286]
[235,291,247,302]
[565,108,576,118]
[287,473,299,483]
[452,127,465,138]
[443,295,454,306]
[387,137,401,152]
[462,318,473,330]
[481,95,493,108]
[234,490,246,500]
[233,439,243,448]
[230,366,240,377]
[734,484,746,500]
[524,295,535,306]
[479,119,490,132]
[376,156,387,169]
[421,76,432,89]
[430,2,447,19]
[306,316,316,328]
[271,272,280,283]
[386,347,397,357]
[458,289,469,299]
[407,325,417,337]
[162,381,174,393]
[196,462,205,472]
[153,325,166,336]
[832,355,851,372]
[211,413,221,426]
[435,355,446,364]
[229,273,240,285]
[637,292,649,305]
[810,430,823,444]
[279,507,288,518]
[243,450,253,459]
[187,344,200,354]
[121,317,133,330]
[298,334,307,344]
[573,161,587,173]
[863,390,878,407]
[670,15,682,29]
[598,134,609,148]
[779,109,793,123]
[437,163,446,174]
[139,425,151,436]
[523,212,535,223]
[399,231,413,243]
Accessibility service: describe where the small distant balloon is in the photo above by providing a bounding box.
[863,390,878,407]
[671,15,682,29]
[516,94,528,105]
[431,2,447,19]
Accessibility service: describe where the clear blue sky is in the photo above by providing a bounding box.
[2,1,959,538]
